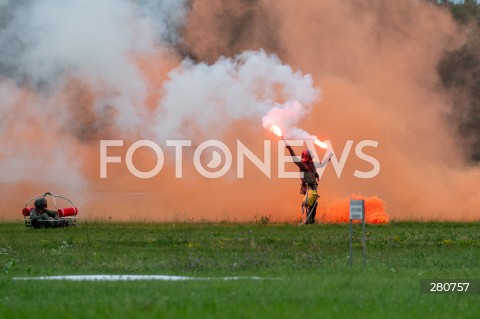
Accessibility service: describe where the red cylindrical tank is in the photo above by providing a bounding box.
[57,207,78,217]
[22,207,32,217]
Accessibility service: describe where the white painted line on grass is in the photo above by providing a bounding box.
[13,275,272,281]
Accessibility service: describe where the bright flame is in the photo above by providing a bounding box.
[314,139,328,149]
[270,124,283,137]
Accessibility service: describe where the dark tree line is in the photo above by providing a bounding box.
[435,0,480,162]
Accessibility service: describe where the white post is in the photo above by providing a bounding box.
[349,199,366,268]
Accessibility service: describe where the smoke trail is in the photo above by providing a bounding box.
[261,100,328,145]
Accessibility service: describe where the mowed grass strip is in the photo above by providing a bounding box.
[1,221,479,318]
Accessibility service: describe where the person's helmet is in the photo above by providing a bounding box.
[34,198,47,209]
[301,149,312,159]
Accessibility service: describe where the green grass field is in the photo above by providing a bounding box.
[1,221,479,318]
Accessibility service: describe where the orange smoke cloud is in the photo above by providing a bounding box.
[1,0,480,223]
[323,195,389,224]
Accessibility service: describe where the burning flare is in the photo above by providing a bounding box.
[270,124,283,137]
[266,123,328,150]
[314,139,328,149]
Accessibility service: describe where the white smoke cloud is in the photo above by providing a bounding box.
[153,50,320,139]
[1,1,319,143]
[0,1,321,190]
[22,0,155,131]
[135,0,188,45]
[0,0,188,132]
[261,99,327,143]
[0,0,188,187]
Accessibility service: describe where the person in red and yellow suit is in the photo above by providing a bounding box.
[285,143,332,224]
